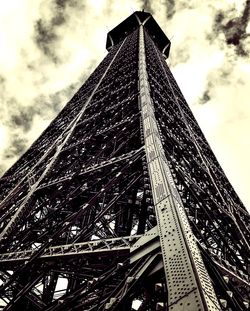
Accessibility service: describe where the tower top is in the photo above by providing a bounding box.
[106,11,171,58]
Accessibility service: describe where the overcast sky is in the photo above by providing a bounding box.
[0,0,249,211]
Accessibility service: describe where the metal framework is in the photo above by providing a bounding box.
[0,11,249,311]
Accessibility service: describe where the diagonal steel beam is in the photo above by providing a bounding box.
[138,24,221,311]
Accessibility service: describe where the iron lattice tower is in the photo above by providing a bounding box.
[0,11,249,311]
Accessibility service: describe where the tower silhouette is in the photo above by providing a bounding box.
[0,11,249,311]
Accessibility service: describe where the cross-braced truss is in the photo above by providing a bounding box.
[0,11,249,311]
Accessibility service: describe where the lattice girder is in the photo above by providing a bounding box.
[0,11,249,311]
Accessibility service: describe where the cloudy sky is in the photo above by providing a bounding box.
[0,0,249,210]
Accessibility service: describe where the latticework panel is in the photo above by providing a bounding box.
[0,29,165,310]
[144,29,250,310]
[0,12,249,311]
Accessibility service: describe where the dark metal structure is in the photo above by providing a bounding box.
[0,11,249,311]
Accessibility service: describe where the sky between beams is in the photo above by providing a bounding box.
[0,0,249,211]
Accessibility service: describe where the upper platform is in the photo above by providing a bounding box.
[106,11,171,58]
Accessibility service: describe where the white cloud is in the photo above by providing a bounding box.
[0,0,249,212]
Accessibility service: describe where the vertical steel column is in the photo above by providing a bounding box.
[138,25,221,311]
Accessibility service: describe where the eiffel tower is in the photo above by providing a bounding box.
[0,11,249,311]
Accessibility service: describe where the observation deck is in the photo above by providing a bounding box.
[106,11,171,58]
